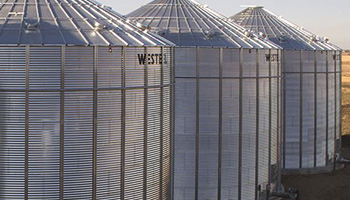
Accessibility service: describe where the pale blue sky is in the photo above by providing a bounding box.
[99,0,350,49]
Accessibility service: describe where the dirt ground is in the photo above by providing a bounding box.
[281,53,350,200]
[282,135,350,200]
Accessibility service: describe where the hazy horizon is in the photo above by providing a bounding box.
[99,0,350,49]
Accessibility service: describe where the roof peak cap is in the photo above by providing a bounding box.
[240,5,264,8]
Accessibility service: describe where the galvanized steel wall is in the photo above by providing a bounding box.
[0,46,174,199]
[174,47,281,200]
[283,50,342,172]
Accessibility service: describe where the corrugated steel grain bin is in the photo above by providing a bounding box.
[128,1,282,199]
[0,0,174,199]
[231,6,342,174]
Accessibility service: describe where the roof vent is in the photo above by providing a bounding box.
[259,32,267,39]
[154,28,168,36]
[204,30,216,39]
[244,30,254,38]
[101,5,112,10]
[24,19,40,32]
[310,35,318,42]
[136,22,150,31]
[278,35,288,43]
[259,32,267,40]
[94,21,106,31]
[323,37,329,43]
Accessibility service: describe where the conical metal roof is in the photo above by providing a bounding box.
[231,6,341,50]
[0,0,173,46]
[127,0,279,49]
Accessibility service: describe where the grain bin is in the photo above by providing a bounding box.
[128,1,282,199]
[231,6,342,174]
[0,0,174,199]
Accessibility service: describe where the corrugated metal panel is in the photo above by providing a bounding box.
[198,78,219,200]
[29,47,61,89]
[162,86,172,200]
[0,0,173,46]
[127,0,279,49]
[281,50,342,172]
[0,92,26,199]
[64,91,94,199]
[124,89,145,200]
[28,92,60,199]
[173,47,281,200]
[174,76,196,200]
[96,90,122,199]
[97,47,123,88]
[0,46,174,199]
[0,47,26,89]
[65,47,94,89]
[147,88,162,200]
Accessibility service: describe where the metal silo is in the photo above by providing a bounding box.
[0,0,174,199]
[128,1,282,199]
[231,6,342,174]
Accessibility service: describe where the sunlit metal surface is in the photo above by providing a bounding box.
[232,7,342,174]
[0,45,174,200]
[0,0,175,199]
[0,0,172,46]
[128,1,282,199]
